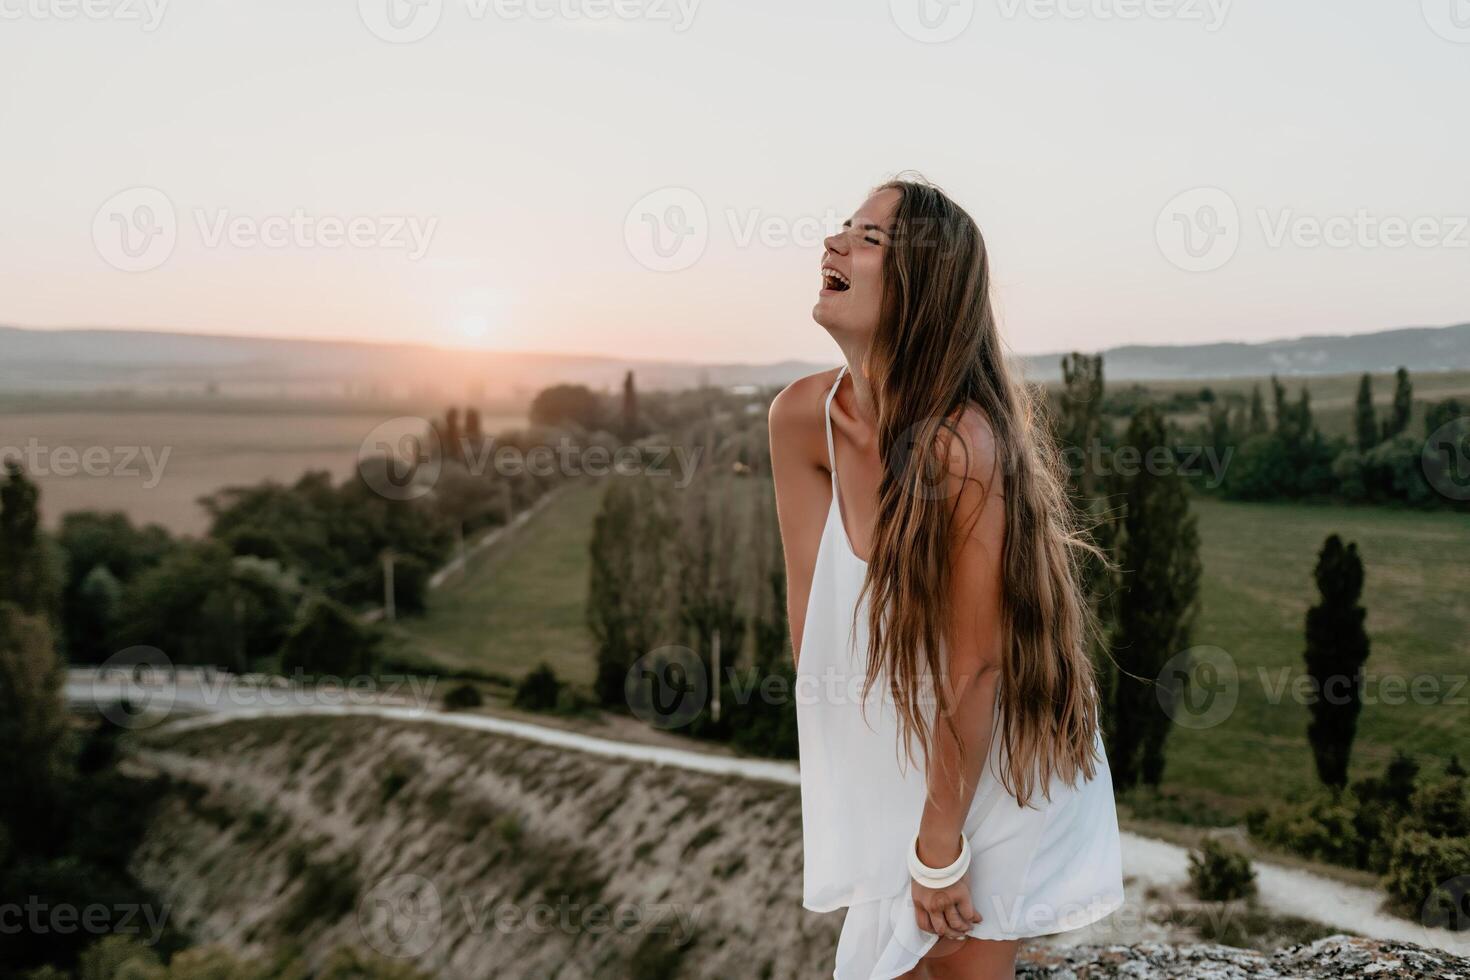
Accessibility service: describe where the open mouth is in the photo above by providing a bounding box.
[821,268,851,293]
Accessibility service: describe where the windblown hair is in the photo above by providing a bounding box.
[860,176,1103,809]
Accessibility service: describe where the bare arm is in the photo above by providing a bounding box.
[911,415,1007,939]
[767,371,840,666]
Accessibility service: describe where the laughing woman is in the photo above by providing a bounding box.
[769,177,1124,980]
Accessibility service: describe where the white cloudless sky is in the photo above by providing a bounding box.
[0,0,1466,363]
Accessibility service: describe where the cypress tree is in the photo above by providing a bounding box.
[0,461,54,618]
[1354,373,1378,452]
[1248,385,1267,435]
[1107,406,1202,790]
[621,370,640,443]
[1303,534,1371,789]
[1382,367,1413,441]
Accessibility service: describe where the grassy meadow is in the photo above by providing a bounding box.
[388,479,605,686]
[1158,496,1470,816]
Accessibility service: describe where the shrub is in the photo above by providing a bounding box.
[1407,778,1470,839]
[442,682,483,711]
[1250,795,1360,868]
[513,663,562,712]
[1383,830,1470,927]
[1187,838,1257,901]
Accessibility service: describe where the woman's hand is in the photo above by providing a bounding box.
[911,873,982,941]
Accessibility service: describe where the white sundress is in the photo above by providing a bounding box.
[795,365,1125,980]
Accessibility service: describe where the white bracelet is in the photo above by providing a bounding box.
[907,834,971,889]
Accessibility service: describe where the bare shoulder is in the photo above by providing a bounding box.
[941,404,1002,492]
[768,367,843,458]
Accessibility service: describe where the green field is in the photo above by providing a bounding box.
[1160,495,1470,815]
[389,480,605,686]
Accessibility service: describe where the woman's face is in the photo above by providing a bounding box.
[813,187,901,339]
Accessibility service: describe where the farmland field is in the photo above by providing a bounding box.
[0,402,522,534]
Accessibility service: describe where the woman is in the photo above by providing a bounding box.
[769,177,1123,980]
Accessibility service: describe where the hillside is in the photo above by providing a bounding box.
[125,715,1470,978]
[4,321,1469,399]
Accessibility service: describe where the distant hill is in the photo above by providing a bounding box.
[2,322,1467,400]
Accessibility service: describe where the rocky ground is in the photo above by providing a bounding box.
[1018,936,1470,978]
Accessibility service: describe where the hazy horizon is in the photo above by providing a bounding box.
[6,316,1470,366]
[2,1,1466,362]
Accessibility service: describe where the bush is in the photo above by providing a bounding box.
[442,682,483,711]
[278,595,379,679]
[1383,830,1470,927]
[1187,837,1257,901]
[512,663,562,712]
[1249,795,1360,867]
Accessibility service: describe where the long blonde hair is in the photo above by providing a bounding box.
[860,176,1103,808]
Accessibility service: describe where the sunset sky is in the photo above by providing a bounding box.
[1,0,1466,363]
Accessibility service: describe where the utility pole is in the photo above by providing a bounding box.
[382,550,396,623]
[711,628,722,723]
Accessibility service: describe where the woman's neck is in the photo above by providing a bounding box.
[836,342,880,425]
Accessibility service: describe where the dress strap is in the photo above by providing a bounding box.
[823,365,847,479]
